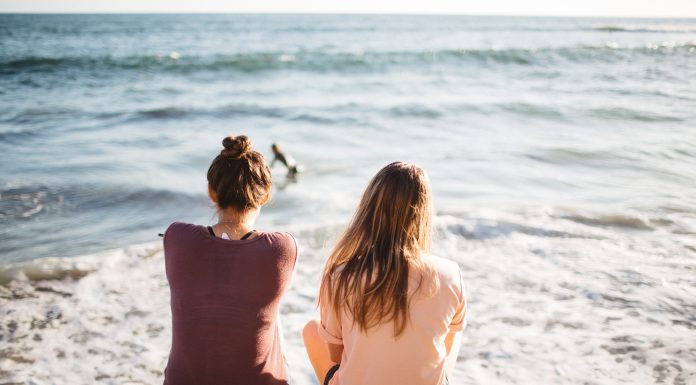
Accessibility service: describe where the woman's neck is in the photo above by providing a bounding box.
[211,208,259,240]
[217,208,258,228]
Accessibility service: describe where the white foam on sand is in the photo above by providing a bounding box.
[1,211,696,384]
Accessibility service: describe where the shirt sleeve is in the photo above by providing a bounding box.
[162,222,181,259]
[318,297,343,345]
[286,232,299,270]
[448,268,467,332]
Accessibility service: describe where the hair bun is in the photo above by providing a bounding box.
[221,135,252,159]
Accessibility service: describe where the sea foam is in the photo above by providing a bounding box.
[2,213,695,384]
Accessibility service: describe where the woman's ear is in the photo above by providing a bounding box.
[207,184,218,204]
[259,187,271,206]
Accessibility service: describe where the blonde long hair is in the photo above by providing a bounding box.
[319,162,434,337]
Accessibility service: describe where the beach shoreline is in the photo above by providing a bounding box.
[2,212,695,384]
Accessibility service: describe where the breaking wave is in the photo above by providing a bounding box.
[3,42,695,76]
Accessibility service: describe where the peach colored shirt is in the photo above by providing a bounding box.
[319,255,467,385]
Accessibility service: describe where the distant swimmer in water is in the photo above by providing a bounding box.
[271,143,300,178]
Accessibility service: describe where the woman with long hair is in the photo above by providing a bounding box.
[303,162,466,385]
[163,135,298,385]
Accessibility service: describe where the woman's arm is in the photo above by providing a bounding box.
[328,343,344,363]
[444,330,462,376]
[445,267,466,376]
[303,320,343,383]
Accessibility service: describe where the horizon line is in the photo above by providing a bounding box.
[1,11,695,19]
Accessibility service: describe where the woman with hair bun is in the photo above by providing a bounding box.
[162,135,298,385]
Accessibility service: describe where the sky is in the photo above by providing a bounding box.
[0,0,695,18]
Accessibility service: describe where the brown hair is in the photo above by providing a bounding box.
[207,135,272,211]
[319,162,434,337]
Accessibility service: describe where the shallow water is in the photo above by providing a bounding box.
[1,14,695,384]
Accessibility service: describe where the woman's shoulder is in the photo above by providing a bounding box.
[260,230,295,243]
[419,254,463,291]
[421,254,460,275]
[163,221,208,247]
[164,221,202,238]
[263,230,295,240]
[263,231,298,254]
[412,255,465,310]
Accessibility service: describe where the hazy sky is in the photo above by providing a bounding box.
[1,0,695,18]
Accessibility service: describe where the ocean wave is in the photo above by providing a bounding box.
[585,107,686,122]
[0,242,170,385]
[437,209,685,242]
[136,106,190,119]
[108,102,442,124]
[0,184,201,221]
[132,104,286,121]
[0,127,40,143]
[115,104,360,127]
[0,211,617,285]
[2,56,64,69]
[389,104,444,118]
[496,102,566,119]
[490,102,687,123]
[525,148,638,168]
[0,186,59,220]
[435,213,611,242]
[556,212,653,230]
[3,99,684,140]
[3,42,694,76]
[0,108,82,141]
[127,102,452,123]
[0,254,100,286]
[443,220,598,240]
[593,25,696,33]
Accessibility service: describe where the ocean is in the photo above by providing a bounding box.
[0,14,695,384]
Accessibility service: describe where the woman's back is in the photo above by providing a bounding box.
[304,162,466,385]
[164,222,297,385]
[319,254,466,385]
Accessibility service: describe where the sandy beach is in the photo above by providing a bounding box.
[2,211,695,384]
